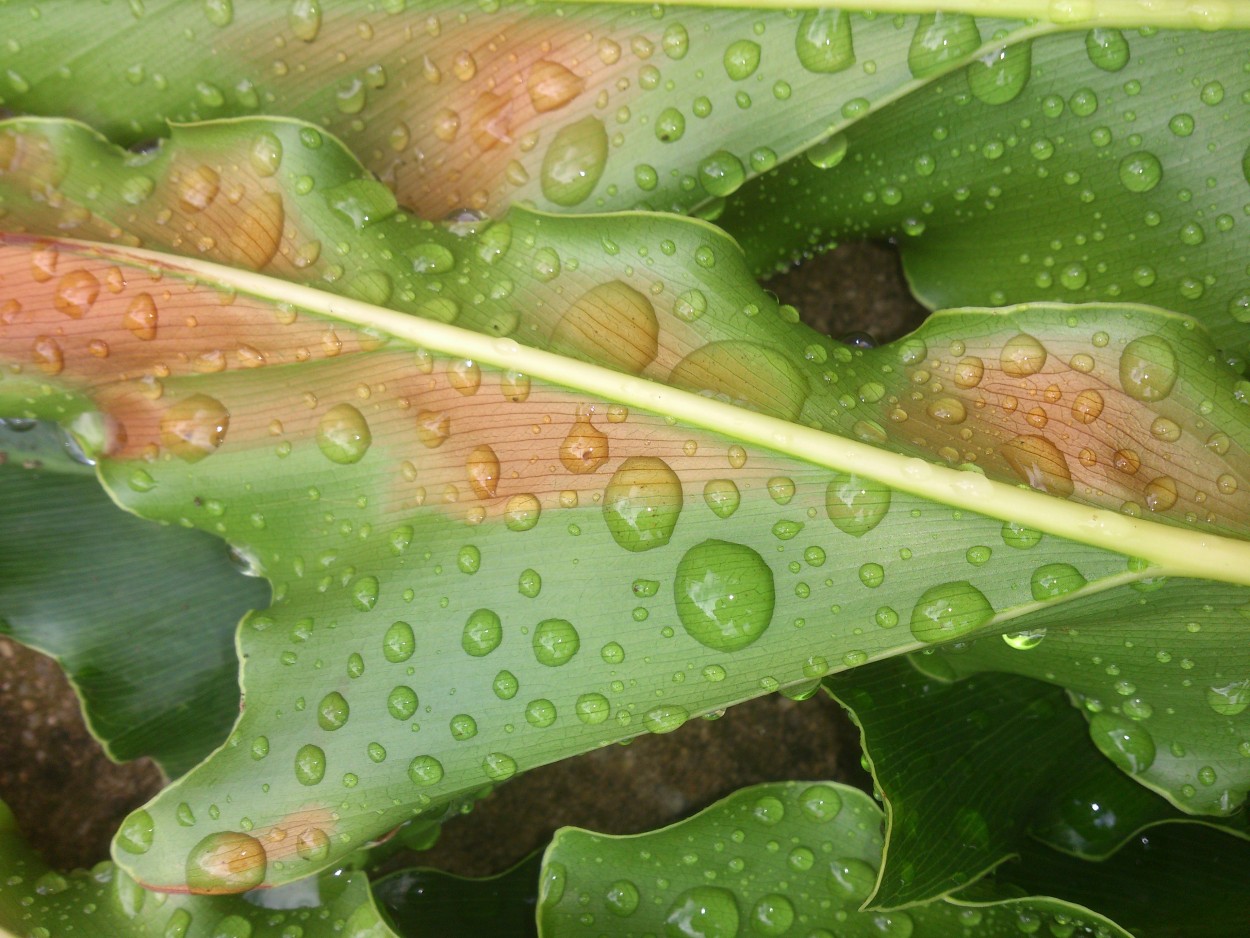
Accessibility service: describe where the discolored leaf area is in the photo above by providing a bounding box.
[0,799,399,938]
[0,2,1040,218]
[538,780,1134,937]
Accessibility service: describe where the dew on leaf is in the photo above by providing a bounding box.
[1000,435,1075,496]
[826,472,891,536]
[541,116,607,206]
[552,281,659,373]
[795,8,854,73]
[462,608,503,657]
[910,581,995,643]
[408,755,443,786]
[317,404,371,464]
[317,691,349,731]
[665,886,739,937]
[603,456,683,552]
[703,479,741,518]
[1088,712,1156,773]
[185,831,267,894]
[1119,336,1178,401]
[388,685,418,720]
[294,743,326,785]
[161,394,230,462]
[908,13,981,79]
[674,539,775,652]
[383,620,415,663]
[533,618,580,666]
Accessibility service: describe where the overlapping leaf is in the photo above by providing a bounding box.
[538,780,1133,937]
[828,657,1250,907]
[722,23,1250,351]
[0,1,1040,218]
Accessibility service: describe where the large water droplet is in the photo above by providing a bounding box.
[533,618,580,666]
[185,831,267,894]
[383,620,415,663]
[527,60,584,112]
[408,754,444,786]
[967,40,1031,105]
[909,581,994,643]
[795,9,854,73]
[54,269,100,319]
[325,178,397,229]
[1088,713,1155,773]
[1118,151,1162,193]
[388,685,419,720]
[703,479,740,518]
[161,394,230,462]
[1030,563,1088,600]
[1000,435,1074,497]
[294,743,326,785]
[669,341,808,421]
[1000,333,1047,377]
[603,456,683,552]
[552,281,659,373]
[605,879,640,917]
[124,292,159,340]
[505,493,541,531]
[462,608,503,657]
[825,472,891,536]
[908,13,981,79]
[675,539,775,651]
[829,857,877,901]
[1207,681,1249,716]
[466,443,501,498]
[116,809,154,854]
[541,116,607,206]
[317,691,349,731]
[723,39,761,80]
[317,403,371,464]
[698,150,746,198]
[559,418,609,474]
[1119,336,1177,401]
[665,886,739,938]
[1085,28,1129,71]
[751,894,795,936]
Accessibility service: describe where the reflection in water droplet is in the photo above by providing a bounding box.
[908,13,981,78]
[665,886,739,938]
[560,419,609,474]
[541,116,608,206]
[317,403,372,464]
[528,60,584,112]
[909,581,994,643]
[953,356,984,388]
[826,473,891,536]
[466,444,501,498]
[1088,713,1155,773]
[669,341,808,421]
[185,831,267,894]
[703,479,741,518]
[675,539,775,651]
[552,281,659,372]
[603,456,683,552]
[161,394,230,462]
[1119,336,1177,402]
[533,618,580,666]
[1000,333,1047,378]
[1030,563,1088,600]
[462,608,503,657]
[1000,435,1074,497]
[54,269,100,319]
[795,8,855,74]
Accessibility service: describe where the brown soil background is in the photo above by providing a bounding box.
[0,242,927,876]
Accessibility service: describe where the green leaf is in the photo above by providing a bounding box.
[982,821,1250,937]
[0,425,269,776]
[721,24,1250,351]
[3,125,1250,889]
[0,799,399,938]
[920,579,1250,816]
[373,854,540,937]
[538,780,1134,937]
[0,2,1044,218]
[828,658,1250,907]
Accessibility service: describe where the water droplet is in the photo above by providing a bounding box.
[533,618,580,666]
[826,472,891,536]
[602,456,683,552]
[462,608,503,657]
[1001,435,1074,497]
[1118,151,1162,193]
[493,670,519,700]
[408,754,443,785]
[518,568,542,598]
[1002,628,1047,650]
[559,418,609,474]
[1030,563,1088,600]
[325,178,396,230]
[698,150,746,198]
[388,685,418,720]
[806,133,848,170]
[751,894,795,936]
[350,575,379,611]
[295,827,330,862]
[288,0,321,41]
[605,879,640,916]
[249,132,282,177]
[723,39,761,80]
[466,443,501,499]
[908,13,981,78]
[1207,681,1249,716]
[161,394,230,462]
[124,292,159,340]
[858,563,884,588]
[829,857,877,901]
[185,831,267,894]
[1000,333,1047,377]
[177,164,219,212]
[1088,713,1155,773]
[502,493,541,532]
[799,783,842,820]
[117,809,154,854]
[665,886,739,937]
[528,60,584,112]
[795,9,854,73]
[1071,389,1104,424]
[317,403,371,464]
[669,341,808,421]
[450,713,478,741]
[541,116,607,206]
[483,751,518,781]
[54,269,100,319]
[294,743,326,785]
[675,539,775,651]
[1085,27,1129,71]
[317,691,349,731]
[573,693,609,726]
[1119,336,1177,401]
[1144,476,1178,512]
[967,40,1031,105]
[383,621,415,663]
[643,704,689,735]
[926,396,966,425]
[552,281,658,372]
[910,581,994,643]
[525,698,557,728]
[953,356,984,388]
